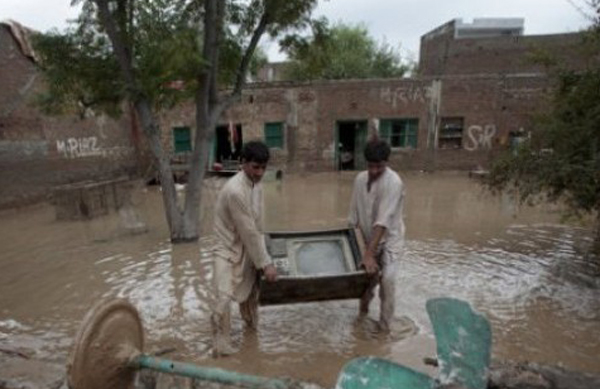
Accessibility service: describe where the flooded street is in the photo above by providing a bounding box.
[1,171,599,387]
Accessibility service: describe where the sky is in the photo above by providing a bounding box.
[1,0,593,62]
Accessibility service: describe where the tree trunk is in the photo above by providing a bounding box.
[181,104,220,243]
[95,0,187,243]
[179,102,213,243]
[97,0,269,243]
[134,102,187,241]
[176,0,225,243]
[594,210,600,255]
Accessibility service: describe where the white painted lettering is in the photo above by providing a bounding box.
[481,125,496,149]
[465,124,497,151]
[56,140,67,156]
[89,137,99,155]
[380,86,427,108]
[56,136,102,158]
[68,138,79,158]
[80,137,91,155]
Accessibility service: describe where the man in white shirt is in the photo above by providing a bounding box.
[212,141,278,356]
[348,139,406,332]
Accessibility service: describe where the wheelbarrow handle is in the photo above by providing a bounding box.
[131,354,292,389]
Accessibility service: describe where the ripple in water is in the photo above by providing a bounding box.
[1,173,599,384]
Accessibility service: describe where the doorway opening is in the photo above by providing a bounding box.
[215,123,242,169]
[336,120,367,171]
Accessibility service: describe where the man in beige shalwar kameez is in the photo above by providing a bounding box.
[212,141,278,356]
[349,139,405,332]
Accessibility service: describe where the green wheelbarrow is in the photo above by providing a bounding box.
[336,297,492,389]
[67,297,491,389]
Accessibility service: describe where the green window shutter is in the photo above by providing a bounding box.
[380,119,418,148]
[173,126,191,153]
[398,124,408,147]
[264,122,284,148]
[379,119,392,143]
[407,119,418,148]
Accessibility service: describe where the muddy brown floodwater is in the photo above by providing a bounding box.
[1,171,599,388]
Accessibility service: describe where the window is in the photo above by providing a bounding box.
[379,119,418,148]
[439,117,464,149]
[264,122,284,149]
[173,126,192,153]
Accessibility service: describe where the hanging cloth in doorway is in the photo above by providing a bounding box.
[228,121,238,153]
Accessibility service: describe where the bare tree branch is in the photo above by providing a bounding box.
[222,8,270,109]
[94,0,137,96]
[566,0,598,22]
[209,0,225,109]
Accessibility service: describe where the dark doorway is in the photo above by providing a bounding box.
[215,124,242,166]
[336,121,367,171]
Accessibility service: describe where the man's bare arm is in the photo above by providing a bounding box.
[362,225,386,274]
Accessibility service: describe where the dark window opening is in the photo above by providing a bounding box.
[439,117,464,149]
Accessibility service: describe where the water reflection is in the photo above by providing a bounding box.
[0,171,598,387]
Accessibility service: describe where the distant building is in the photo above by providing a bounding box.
[453,18,524,39]
[254,61,290,82]
[0,17,593,208]
[162,18,589,173]
[419,17,584,76]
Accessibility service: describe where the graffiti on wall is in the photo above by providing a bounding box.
[380,85,429,107]
[464,124,496,151]
[56,137,103,158]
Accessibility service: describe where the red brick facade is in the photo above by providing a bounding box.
[161,73,552,172]
[419,20,585,76]
[0,18,590,208]
[158,19,583,174]
[0,23,139,208]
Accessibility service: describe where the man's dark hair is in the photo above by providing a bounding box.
[241,141,270,164]
[364,139,391,162]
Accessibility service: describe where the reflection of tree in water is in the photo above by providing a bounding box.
[117,182,148,235]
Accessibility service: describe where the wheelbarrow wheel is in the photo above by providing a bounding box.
[67,298,144,389]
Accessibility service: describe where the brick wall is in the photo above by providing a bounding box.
[419,23,585,76]
[0,24,138,208]
[157,73,550,173]
[4,17,577,185]
[133,19,591,176]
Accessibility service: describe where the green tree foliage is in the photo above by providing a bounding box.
[32,23,123,117]
[31,0,318,242]
[486,1,600,242]
[281,21,411,81]
[32,0,272,117]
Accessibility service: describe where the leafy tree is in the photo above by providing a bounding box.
[281,21,411,81]
[33,0,318,242]
[485,1,600,247]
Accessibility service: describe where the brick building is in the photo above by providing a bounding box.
[419,18,586,76]
[0,18,590,208]
[161,18,586,173]
[0,21,140,208]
